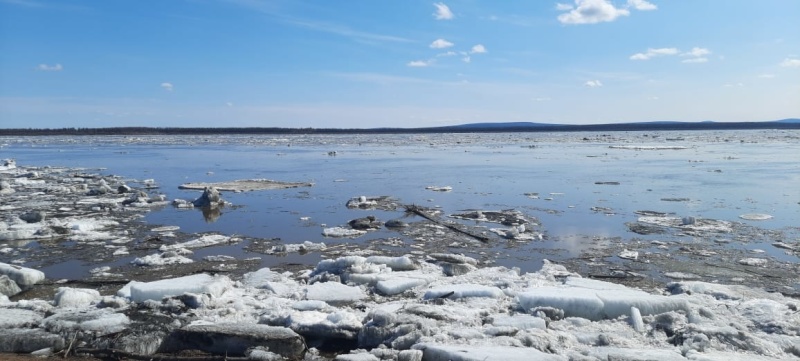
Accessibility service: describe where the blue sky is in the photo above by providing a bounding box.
[1,0,798,128]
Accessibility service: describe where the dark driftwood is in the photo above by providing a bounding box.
[404,205,490,243]
[74,348,248,361]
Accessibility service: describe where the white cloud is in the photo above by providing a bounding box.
[470,44,487,54]
[407,60,432,67]
[682,47,711,58]
[780,58,800,67]
[627,0,657,11]
[757,74,775,79]
[681,57,708,64]
[226,102,234,107]
[437,51,457,57]
[430,38,454,49]
[37,63,63,71]
[462,56,471,63]
[555,3,574,11]
[433,2,454,20]
[584,80,603,87]
[557,0,630,24]
[161,82,174,91]
[629,47,678,60]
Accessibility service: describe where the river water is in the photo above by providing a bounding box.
[1,130,798,279]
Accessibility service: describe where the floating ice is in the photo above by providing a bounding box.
[0,262,45,287]
[739,213,773,221]
[738,258,768,267]
[159,234,232,251]
[618,249,639,260]
[323,227,367,238]
[425,185,452,192]
[132,252,194,266]
[127,274,232,303]
[609,145,688,150]
[270,241,326,254]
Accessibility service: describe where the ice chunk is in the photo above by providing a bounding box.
[0,329,65,353]
[163,323,305,358]
[0,274,22,296]
[0,262,45,287]
[630,306,645,332]
[618,249,639,260]
[284,310,364,340]
[292,300,329,311]
[487,314,546,330]
[738,258,767,267]
[271,241,326,254]
[54,287,101,308]
[132,252,194,266]
[43,309,130,336]
[414,344,566,361]
[0,308,42,328]
[312,256,367,276]
[159,234,231,251]
[588,347,685,361]
[376,277,429,296]
[322,227,367,238]
[429,253,478,265]
[128,274,232,303]
[335,352,380,361]
[365,256,417,271]
[304,282,366,304]
[518,278,688,321]
[739,213,773,221]
[423,284,505,300]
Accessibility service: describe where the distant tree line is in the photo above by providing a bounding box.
[0,122,798,136]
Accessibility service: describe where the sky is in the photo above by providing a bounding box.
[0,0,798,129]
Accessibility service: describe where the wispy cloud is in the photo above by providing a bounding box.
[286,18,413,43]
[430,38,454,49]
[627,0,657,11]
[680,47,711,64]
[1,0,45,7]
[407,60,433,67]
[629,47,678,60]
[757,74,775,79]
[681,57,708,64]
[225,1,412,44]
[36,63,63,71]
[682,47,711,58]
[470,44,487,54]
[557,0,630,25]
[433,2,454,20]
[161,82,174,91]
[780,58,800,67]
[585,80,603,87]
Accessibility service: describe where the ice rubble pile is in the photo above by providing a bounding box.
[0,161,168,246]
[1,254,799,360]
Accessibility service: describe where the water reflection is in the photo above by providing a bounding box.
[201,206,222,223]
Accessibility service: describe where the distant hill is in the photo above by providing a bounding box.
[1,119,798,136]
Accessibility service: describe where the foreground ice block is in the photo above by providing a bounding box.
[163,323,306,358]
[127,274,232,303]
[0,262,45,287]
[517,277,689,321]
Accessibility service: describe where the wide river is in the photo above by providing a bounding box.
[1,130,798,280]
